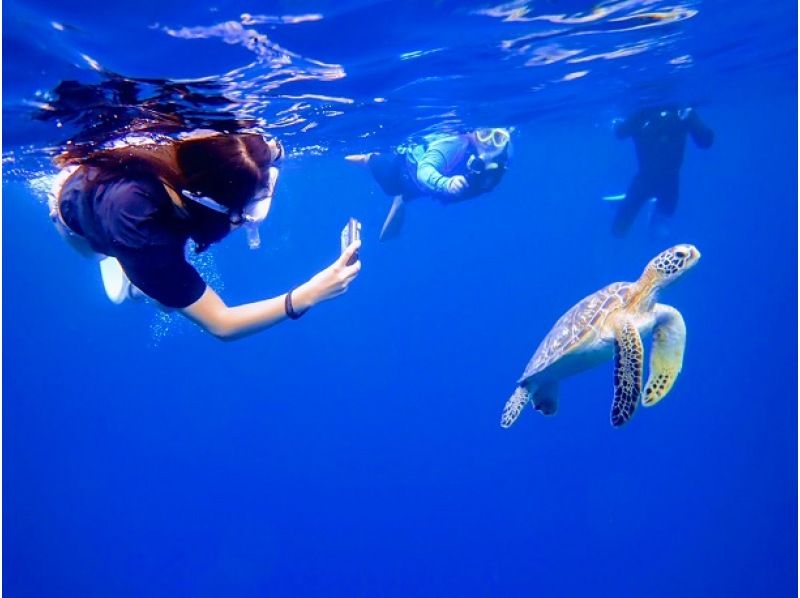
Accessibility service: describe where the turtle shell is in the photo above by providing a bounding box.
[518,282,632,384]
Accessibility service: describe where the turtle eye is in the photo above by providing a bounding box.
[674,250,687,259]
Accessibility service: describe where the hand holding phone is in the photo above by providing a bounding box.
[340,217,361,265]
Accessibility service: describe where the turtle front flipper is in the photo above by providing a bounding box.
[501,385,534,428]
[611,318,644,427]
[642,304,686,407]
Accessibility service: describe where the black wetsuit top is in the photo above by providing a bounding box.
[611,107,714,236]
[616,107,714,179]
[59,166,207,308]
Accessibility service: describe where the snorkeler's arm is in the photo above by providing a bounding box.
[686,110,714,148]
[181,241,361,340]
[416,148,452,193]
[415,137,470,194]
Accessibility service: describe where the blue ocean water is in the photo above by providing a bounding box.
[3,0,798,596]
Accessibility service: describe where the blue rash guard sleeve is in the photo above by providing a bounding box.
[414,136,470,194]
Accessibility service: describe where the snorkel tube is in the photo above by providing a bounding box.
[243,165,279,249]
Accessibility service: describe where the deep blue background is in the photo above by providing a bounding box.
[4,1,798,596]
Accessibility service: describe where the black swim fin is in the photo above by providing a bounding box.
[379,195,406,241]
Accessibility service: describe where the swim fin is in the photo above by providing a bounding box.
[99,257,144,304]
[344,153,371,165]
[602,193,656,203]
[379,195,406,241]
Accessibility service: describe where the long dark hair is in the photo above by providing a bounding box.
[56,133,276,247]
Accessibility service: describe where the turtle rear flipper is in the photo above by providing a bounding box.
[643,304,686,407]
[532,381,559,415]
[611,318,644,427]
[501,385,534,428]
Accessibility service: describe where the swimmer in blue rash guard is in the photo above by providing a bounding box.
[347,127,511,239]
[612,106,714,237]
[49,131,361,340]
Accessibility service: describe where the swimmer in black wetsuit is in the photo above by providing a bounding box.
[50,131,361,340]
[612,106,714,237]
[346,128,512,240]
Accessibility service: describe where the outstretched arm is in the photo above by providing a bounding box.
[182,241,361,340]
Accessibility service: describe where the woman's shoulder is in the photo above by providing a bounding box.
[105,176,186,247]
[87,170,172,213]
[76,168,175,232]
[110,173,169,197]
[50,164,81,206]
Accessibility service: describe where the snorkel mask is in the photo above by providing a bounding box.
[476,127,510,148]
[180,136,284,250]
[465,129,511,192]
[469,128,511,172]
[475,128,511,160]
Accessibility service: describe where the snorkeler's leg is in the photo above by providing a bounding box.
[380,195,407,241]
[649,177,679,238]
[611,175,650,237]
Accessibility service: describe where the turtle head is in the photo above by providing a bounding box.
[645,244,701,287]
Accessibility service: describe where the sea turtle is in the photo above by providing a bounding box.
[501,244,701,428]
